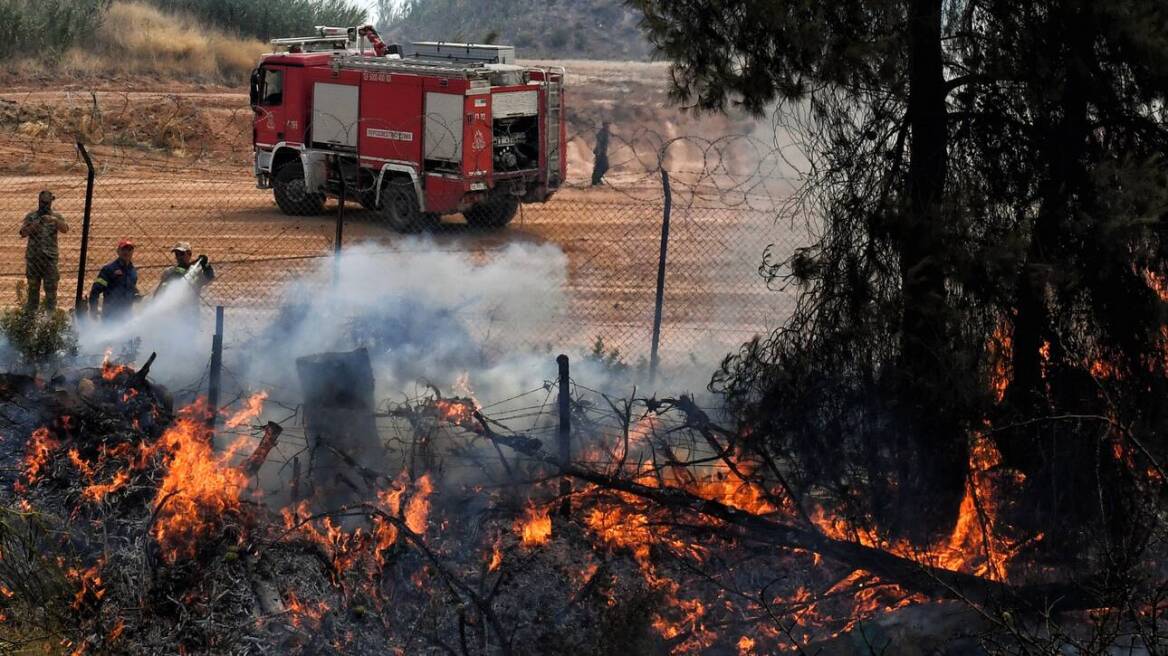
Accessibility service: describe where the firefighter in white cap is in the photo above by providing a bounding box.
[19,190,69,312]
[154,242,215,298]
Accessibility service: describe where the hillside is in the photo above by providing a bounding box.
[0,0,364,82]
[380,0,652,61]
[0,1,267,83]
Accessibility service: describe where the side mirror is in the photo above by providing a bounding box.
[249,69,262,109]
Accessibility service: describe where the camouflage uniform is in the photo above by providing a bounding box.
[21,209,67,311]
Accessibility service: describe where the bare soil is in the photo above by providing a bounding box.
[0,62,804,365]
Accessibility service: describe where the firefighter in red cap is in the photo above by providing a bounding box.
[18,190,69,312]
[88,240,140,321]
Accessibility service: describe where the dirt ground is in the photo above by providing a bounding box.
[0,62,806,367]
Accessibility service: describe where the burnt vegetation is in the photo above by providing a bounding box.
[1,0,1168,654]
[632,0,1168,649]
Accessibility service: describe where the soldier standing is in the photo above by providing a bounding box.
[19,190,69,312]
[592,121,611,186]
[88,240,139,321]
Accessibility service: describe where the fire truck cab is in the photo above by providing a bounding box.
[249,26,566,231]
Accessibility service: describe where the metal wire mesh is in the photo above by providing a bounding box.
[0,93,809,368]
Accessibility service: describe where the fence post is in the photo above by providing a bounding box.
[649,167,672,383]
[557,354,572,518]
[334,163,346,286]
[207,306,224,430]
[74,142,95,311]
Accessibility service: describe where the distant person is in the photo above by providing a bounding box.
[88,240,139,321]
[19,190,69,312]
[154,242,215,299]
[592,121,611,186]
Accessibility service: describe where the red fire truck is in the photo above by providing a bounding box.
[249,26,566,231]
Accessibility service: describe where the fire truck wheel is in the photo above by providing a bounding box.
[273,162,325,216]
[380,178,427,233]
[465,196,519,229]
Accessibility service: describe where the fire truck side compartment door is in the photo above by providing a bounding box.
[312,83,360,148]
[424,92,464,164]
[303,151,329,193]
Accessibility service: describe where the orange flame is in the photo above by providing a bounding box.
[809,430,1031,583]
[108,618,126,643]
[487,540,503,572]
[224,392,268,429]
[101,348,132,382]
[66,561,105,612]
[514,502,552,547]
[151,401,249,562]
[284,591,329,630]
[283,472,434,576]
[83,471,131,503]
[988,320,1012,402]
[404,474,434,536]
[1144,269,1168,303]
[21,427,59,487]
[577,403,1045,649]
[435,398,477,427]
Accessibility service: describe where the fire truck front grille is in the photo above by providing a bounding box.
[492,117,539,173]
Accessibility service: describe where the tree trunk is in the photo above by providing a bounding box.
[1001,1,1120,541]
[893,0,965,541]
[296,348,388,511]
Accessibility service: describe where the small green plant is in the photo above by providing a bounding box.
[586,336,648,381]
[0,285,78,366]
[587,336,626,372]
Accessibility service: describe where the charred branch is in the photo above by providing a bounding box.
[559,464,1106,614]
[244,421,283,477]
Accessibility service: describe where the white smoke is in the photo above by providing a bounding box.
[78,237,720,433]
[77,274,213,386]
[239,239,571,404]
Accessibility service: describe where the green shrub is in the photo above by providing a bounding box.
[0,0,111,60]
[0,286,78,366]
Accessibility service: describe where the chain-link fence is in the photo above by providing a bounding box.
[0,91,808,371]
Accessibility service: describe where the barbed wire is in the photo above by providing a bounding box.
[0,93,809,367]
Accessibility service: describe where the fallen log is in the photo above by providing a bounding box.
[560,464,1107,614]
[466,425,1107,614]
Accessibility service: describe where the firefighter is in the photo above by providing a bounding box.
[88,240,140,321]
[591,121,611,186]
[154,242,215,298]
[19,190,69,312]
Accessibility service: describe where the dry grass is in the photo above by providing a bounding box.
[57,1,266,82]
